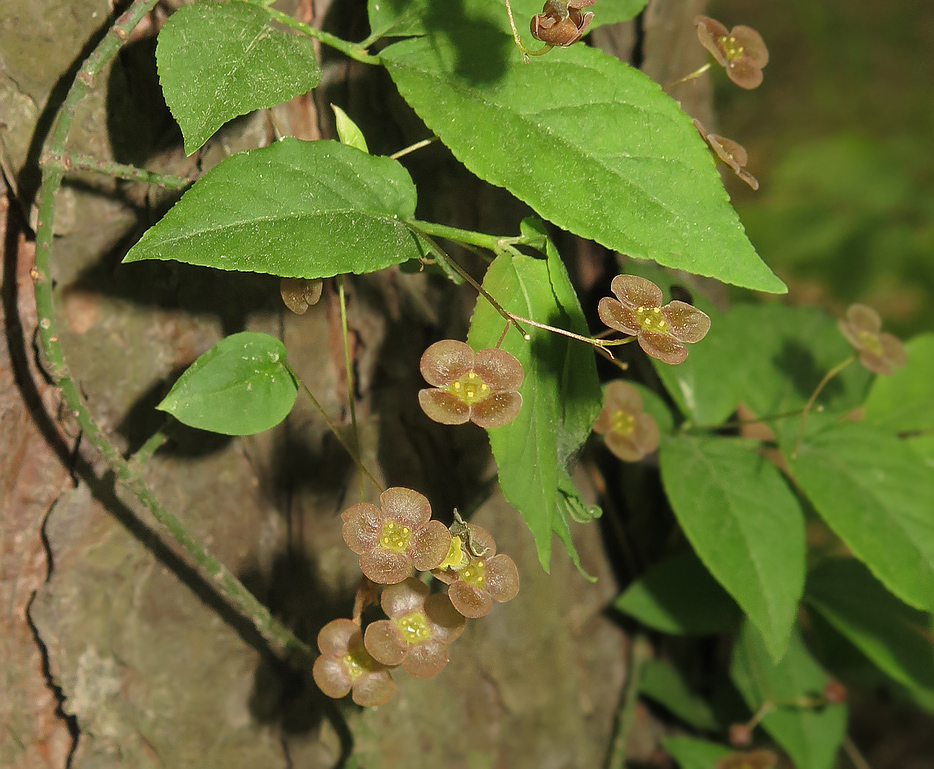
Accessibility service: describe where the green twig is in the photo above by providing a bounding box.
[390,137,438,160]
[337,275,366,502]
[792,355,855,457]
[44,151,194,188]
[32,0,312,666]
[409,218,542,256]
[606,634,652,769]
[264,6,379,65]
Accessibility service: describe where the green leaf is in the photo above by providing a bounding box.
[467,249,601,570]
[367,0,428,40]
[589,0,650,27]
[662,736,732,769]
[157,1,321,155]
[123,138,423,278]
[731,622,848,769]
[659,435,805,660]
[332,105,369,153]
[640,659,719,731]
[863,334,934,434]
[805,558,934,700]
[614,551,741,635]
[788,422,934,614]
[158,332,297,435]
[553,479,597,582]
[380,0,784,293]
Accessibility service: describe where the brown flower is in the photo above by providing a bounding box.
[280,277,323,315]
[531,0,595,47]
[715,749,778,769]
[419,340,524,428]
[693,119,759,191]
[363,578,466,678]
[695,16,769,89]
[432,523,519,618]
[838,304,907,375]
[312,618,396,707]
[342,487,451,584]
[597,275,711,365]
[592,381,660,462]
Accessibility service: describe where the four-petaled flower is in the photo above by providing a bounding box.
[419,340,524,428]
[312,618,396,707]
[342,487,452,585]
[694,119,759,191]
[531,0,595,47]
[364,578,466,678]
[838,304,907,376]
[592,381,660,462]
[433,523,520,618]
[695,16,769,89]
[714,749,778,769]
[598,275,711,365]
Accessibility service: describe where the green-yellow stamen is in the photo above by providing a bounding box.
[460,558,486,588]
[380,520,412,553]
[448,370,492,405]
[394,611,432,644]
[438,535,468,571]
[858,330,884,357]
[342,647,376,681]
[634,305,669,334]
[720,34,745,60]
[610,409,636,436]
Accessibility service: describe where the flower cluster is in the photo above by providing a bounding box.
[280,277,323,315]
[693,119,759,191]
[838,303,907,376]
[592,380,660,462]
[315,488,520,706]
[598,275,711,364]
[531,0,595,47]
[695,16,769,89]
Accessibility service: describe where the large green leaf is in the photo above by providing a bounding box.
[805,558,934,700]
[731,623,848,769]
[123,139,423,278]
[157,1,321,154]
[158,332,297,435]
[640,659,719,731]
[863,333,934,434]
[662,737,732,769]
[789,422,934,614]
[468,248,602,570]
[380,0,784,293]
[614,552,741,635]
[659,435,805,660]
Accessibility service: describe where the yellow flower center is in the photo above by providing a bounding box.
[437,535,468,571]
[460,558,486,588]
[342,647,376,681]
[380,520,412,553]
[634,306,669,334]
[447,371,492,405]
[610,409,636,436]
[394,611,432,644]
[858,330,884,357]
[720,34,745,60]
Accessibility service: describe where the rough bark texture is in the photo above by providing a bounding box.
[1,1,709,767]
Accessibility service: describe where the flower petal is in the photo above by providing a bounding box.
[726,58,763,89]
[466,524,497,557]
[352,671,396,707]
[381,577,428,618]
[635,413,661,455]
[341,504,382,554]
[879,332,907,369]
[638,332,688,365]
[313,656,353,699]
[402,640,449,678]
[604,380,643,413]
[846,304,883,335]
[410,520,452,571]
[360,547,411,585]
[611,274,664,309]
[731,25,769,67]
[485,554,520,604]
[316,617,358,656]
[473,348,524,392]
[695,16,730,66]
[706,133,748,170]
[420,340,474,387]
[419,388,471,425]
[381,486,432,529]
[363,620,407,666]
[605,431,644,462]
[664,301,711,343]
[470,392,522,429]
[858,349,892,376]
[449,580,493,619]
[424,594,466,644]
[598,297,640,335]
